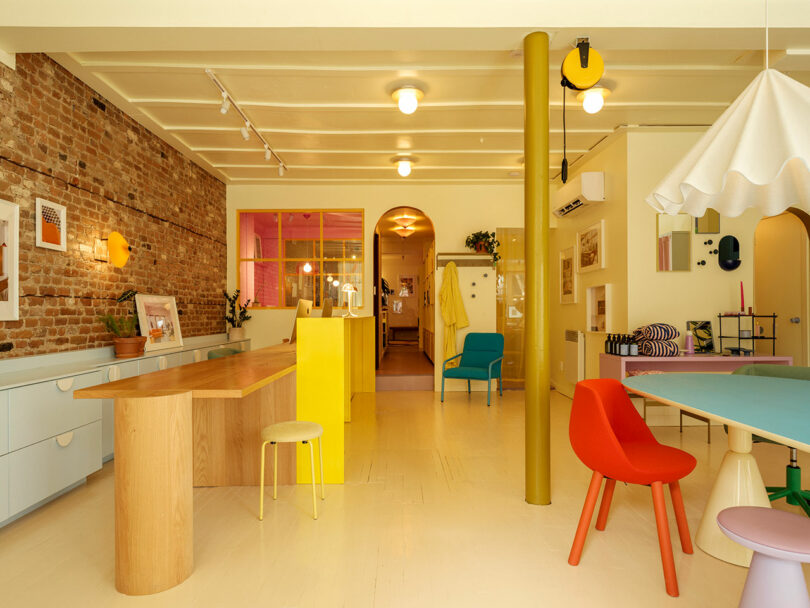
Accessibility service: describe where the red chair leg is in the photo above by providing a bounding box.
[595,478,616,531]
[568,471,604,566]
[669,481,693,554]
[651,481,679,597]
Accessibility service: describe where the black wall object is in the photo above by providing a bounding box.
[718,235,741,271]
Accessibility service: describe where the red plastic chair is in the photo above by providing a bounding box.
[568,379,697,597]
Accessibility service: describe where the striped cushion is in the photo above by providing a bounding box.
[639,340,679,357]
[640,323,680,341]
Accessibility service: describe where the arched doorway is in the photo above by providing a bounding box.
[373,207,436,390]
[754,209,810,365]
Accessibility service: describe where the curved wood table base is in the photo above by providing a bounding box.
[114,392,193,595]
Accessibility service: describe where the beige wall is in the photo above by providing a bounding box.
[550,132,629,397]
[625,128,762,350]
[227,184,523,350]
[381,235,426,328]
[550,127,764,398]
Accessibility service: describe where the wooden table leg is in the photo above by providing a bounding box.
[696,426,771,567]
[114,392,193,595]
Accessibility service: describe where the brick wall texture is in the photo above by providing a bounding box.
[0,54,227,358]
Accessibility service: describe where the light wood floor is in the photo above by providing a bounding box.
[1,389,809,607]
[377,344,434,376]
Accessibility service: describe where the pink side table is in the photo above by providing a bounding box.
[718,507,810,608]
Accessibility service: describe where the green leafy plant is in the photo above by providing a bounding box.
[465,231,501,264]
[224,289,252,328]
[381,277,393,307]
[116,289,141,335]
[98,314,139,338]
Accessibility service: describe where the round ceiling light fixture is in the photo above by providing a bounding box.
[302,262,313,273]
[392,213,418,228]
[393,225,415,238]
[577,87,610,114]
[392,155,417,177]
[392,86,424,115]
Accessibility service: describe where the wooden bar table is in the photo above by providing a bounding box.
[74,345,297,596]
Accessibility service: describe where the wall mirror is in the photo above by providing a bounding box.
[656,214,691,271]
[718,235,741,270]
[695,209,721,234]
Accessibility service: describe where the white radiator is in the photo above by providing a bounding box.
[564,329,585,385]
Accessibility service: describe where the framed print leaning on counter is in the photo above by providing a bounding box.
[136,294,183,352]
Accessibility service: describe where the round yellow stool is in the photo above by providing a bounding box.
[259,421,325,520]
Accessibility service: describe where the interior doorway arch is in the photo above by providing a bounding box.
[753,208,810,365]
[373,207,436,390]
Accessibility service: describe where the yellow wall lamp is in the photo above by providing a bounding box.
[94,231,133,268]
[560,38,609,183]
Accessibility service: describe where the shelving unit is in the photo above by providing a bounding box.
[717,313,777,356]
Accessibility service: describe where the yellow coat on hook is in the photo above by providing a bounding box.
[439,261,469,365]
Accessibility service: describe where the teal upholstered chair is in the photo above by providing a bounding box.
[732,364,810,515]
[441,332,504,406]
[208,347,241,359]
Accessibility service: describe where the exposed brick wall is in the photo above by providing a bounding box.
[0,54,226,358]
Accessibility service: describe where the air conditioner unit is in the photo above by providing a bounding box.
[552,171,605,217]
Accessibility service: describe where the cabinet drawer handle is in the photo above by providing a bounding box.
[56,377,74,392]
[55,431,74,448]
[158,356,167,370]
[108,366,121,382]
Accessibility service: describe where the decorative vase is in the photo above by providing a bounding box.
[474,242,487,253]
[229,326,246,341]
[113,336,147,359]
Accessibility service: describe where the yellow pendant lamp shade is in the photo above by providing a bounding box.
[108,231,131,268]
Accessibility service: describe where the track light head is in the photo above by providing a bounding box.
[219,92,230,115]
[278,164,285,177]
[265,147,272,161]
[240,121,250,141]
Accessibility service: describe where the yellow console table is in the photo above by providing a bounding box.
[295,315,375,484]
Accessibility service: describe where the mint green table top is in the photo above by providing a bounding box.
[623,373,810,452]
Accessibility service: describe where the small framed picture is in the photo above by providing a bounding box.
[0,199,20,321]
[35,198,67,251]
[398,275,415,297]
[560,246,576,304]
[577,220,605,273]
[135,294,183,352]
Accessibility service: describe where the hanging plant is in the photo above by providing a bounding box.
[465,231,501,264]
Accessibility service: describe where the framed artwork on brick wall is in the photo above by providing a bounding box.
[35,198,67,251]
[135,294,184,352]
[0,199,20,320]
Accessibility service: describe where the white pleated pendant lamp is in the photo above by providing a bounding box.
[646,68,810,218]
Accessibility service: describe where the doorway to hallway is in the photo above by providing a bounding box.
[373,206,435,391]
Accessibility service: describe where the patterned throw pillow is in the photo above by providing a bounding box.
[640,323,680,341]
[639,340,679,357]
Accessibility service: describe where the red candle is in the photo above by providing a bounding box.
[740,281,745,312]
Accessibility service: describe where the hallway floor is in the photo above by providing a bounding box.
[1,390,809,606]
[377,344,434,376]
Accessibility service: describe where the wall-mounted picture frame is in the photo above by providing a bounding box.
[135,294,184,352]
[560,246,577,304]
[398,275,415,297]
[577,219,606,273]
[35,198,67,252]
[0,199,20,321]
[686,320,715,353]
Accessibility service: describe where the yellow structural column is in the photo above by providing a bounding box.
[523,31,551,505]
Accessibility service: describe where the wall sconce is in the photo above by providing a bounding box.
[108,231,132,268]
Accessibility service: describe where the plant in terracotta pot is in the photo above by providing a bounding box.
[465,231,501,264]
[224,289,252,341]
[99,314,147,359]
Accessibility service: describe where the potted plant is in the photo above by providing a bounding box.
[99,314,147,358]
[465,231,501,264]
[224,289,252,341]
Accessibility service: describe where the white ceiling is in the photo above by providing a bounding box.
[22,20,802,185]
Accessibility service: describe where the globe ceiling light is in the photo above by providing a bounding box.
[577,87,610,114]
[302,262,313,273]
[392,86,424,115]
[391,155,417,178]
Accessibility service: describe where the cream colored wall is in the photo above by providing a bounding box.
[227,184,523,350]
[626,128,763,349]
[381,235,425,328]
[549,132,629,397]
